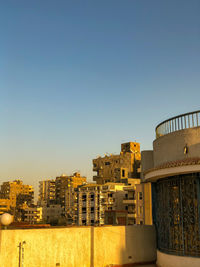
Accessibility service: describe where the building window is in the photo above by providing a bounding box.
[82,195,86,201]
[122,169,125,177]
[82,207,86,213]
[138,192,143,200]
[105,162,110,165]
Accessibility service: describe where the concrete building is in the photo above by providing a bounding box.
[136,182,152,225]
[104,210,128,225]
[55,172,86,207]
[142,110,200,267]
[24,207,43,224]
[65,187,78,225]
[0,180,34,210]
[42,204,63,224]
[0,199,11,215]
[123,179,140,225]
[93,142,141,184]
[38,179,56,206]
[76,183,126,226]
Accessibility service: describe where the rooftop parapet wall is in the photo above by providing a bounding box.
[153,127,200,168]
[0,225,156,267]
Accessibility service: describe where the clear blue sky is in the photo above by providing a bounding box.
[0,1,200,196]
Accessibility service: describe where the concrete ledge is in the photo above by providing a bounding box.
[111,260,156,266]
[144,164,200,182]
[157,250,200,267]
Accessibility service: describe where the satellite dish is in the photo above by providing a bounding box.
[0,213,13,226]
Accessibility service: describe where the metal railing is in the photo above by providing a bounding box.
[156,110,200,138]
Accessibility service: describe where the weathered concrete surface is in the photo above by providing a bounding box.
[157,250,200,267]
[0,225,156,267]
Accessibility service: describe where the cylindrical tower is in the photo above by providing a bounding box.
[143,110,200,267]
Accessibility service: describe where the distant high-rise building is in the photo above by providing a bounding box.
[38,179,56,206]
[0,180,34,209]
[93,142,141,184]
[56,172,86,207]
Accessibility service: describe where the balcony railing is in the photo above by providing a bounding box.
[156,110,200,139]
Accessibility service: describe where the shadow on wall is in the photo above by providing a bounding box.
[118,225,157,267]
[92,225,156,267]
[0,225,156,267]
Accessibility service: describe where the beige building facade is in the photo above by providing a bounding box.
[0,180,34,210]
[0,198,11,215]
[24,207,43,224]
[38,179,56,206]
[93,142,141,184]
[76,183,126,226]
[55,172,86,207]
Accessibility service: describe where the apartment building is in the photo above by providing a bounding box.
[76,183,126,226]
[0,180,34,209]
[123,179,141,225]
[42,204,63,224]
[93,142,141,184]
[0,199,11,215]
[24,207,43,224]
[38,179,56,206]
[122,179,152,225]
[56,172,86,207]
[65,187,78,224]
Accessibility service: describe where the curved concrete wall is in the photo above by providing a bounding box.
[157,250,200,267]
[153,127,200,167]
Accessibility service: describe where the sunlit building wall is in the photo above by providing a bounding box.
[93,142,141,184]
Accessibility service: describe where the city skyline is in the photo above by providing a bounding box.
[0,0,200,194]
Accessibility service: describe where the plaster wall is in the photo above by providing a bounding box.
[0,225,156,267]
[157,250,200,267]
[153,127,200,167]
[141,151,154,175]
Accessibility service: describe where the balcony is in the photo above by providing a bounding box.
[123,199,136,204]
[127,213,136,218]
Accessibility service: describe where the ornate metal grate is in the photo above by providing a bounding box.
[153,173,200,257]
